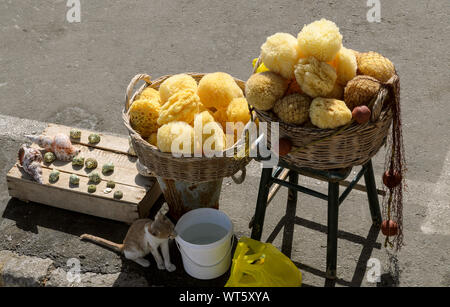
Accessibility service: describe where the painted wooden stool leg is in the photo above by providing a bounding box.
[326,182,339,280]
[363,160,382,227]
[251,167,273,241]
[282,171,298,257]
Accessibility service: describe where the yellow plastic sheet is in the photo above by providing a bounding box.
[252,58,269,73]
[225,237,302,287]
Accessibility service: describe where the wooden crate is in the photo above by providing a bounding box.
[6,124,161,224]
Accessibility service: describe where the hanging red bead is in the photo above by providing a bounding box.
[382,170,402,189]
[381,220,399,237]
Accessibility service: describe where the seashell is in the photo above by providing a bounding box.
[72,156,85,167]
[106,181,116,189]
[85,158,98,169]
[102,162,114,174]
[49,170,60,183]
[18,145,43,184]
[88,172,101,184]
[103,187,112,194]
[88,134,101,144]
[113,190,123,200]
[26,133,80,161]
[44,152,56,164]
[70,174,80,186]
[70,129,82,139]
[87,185,97,193]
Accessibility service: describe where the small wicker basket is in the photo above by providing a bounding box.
[122,73,251,183]
[250,60,399,170]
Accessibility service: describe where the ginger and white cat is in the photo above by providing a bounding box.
[80,203,177,271]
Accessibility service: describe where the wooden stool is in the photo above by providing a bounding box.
[249,159,383,280]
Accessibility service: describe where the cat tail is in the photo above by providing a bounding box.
[80,234,124,253]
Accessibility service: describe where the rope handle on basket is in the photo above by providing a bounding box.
[125,74,152,112]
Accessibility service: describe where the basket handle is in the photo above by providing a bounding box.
[125,74,152,112]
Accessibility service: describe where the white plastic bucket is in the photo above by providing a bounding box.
[175,208,233,280]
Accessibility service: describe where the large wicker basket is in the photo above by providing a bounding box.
[123,73,251,183]
[252,73,399,170]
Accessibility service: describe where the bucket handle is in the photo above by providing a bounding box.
[175,235,235,269]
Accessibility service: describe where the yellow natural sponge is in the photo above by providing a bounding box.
[245,71,289,111]
[309,98,352,129]
[129,98,161,138]
[136,87,160,102]
[297,19,343,62]
[194,120,226,155]
[157,90,203,125]
[273,93,311,125]
[226,97,251,125]
[330,47,357,85]
[159,74,198,105]
[357,51,395,82]
[147,132,158,146]
[197,72,243,109]
[213,108,228,130]
[157,121,194,154]
[260,32,302,79]
[294,57,337,98]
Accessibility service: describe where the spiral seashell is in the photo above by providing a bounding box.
[26,133,80,161]
[18,145,43,184]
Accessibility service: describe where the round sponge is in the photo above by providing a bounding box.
[357,51,395,82]
[129,98,161,138]
[197,72,243,109]
[309,98,352,129]
[226,97,251,125]
[260,32,302,79]
[273,93,311,125]
[159,74,198,105]
[294,57,337,98]
[157,121,194,154]
[297,19,343,62]
[245,71,289,111]
[330,47,357,85]
[344,75,381,110]
[157,90,203,125]
[136,87,161,102]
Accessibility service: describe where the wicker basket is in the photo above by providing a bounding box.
[122,73,251,183]
[252,71,399,170]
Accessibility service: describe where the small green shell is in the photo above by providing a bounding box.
[102,162,114,174]
[106,181,116,189]
[44,152,56,164]
[113,190,123,200]
[49,170,60,183]
[70,174,80,185]
[87,184,96,193]
[88,134,101,144]
[70,129,82,139]
[85,158,98,169]
[88,172,101,184]
[72,156,85,167]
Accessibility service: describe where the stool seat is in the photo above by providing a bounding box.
[278,159,352,183]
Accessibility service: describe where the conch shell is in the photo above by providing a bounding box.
[26,133,80,161]
[18,144,43,184]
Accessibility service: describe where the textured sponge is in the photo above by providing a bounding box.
[157,90,202,125]
[357,51,395,82]
[197,72,243,109]
[157,121,194,154]
[309,98,352,129]
[245,71,289,111]
[260,32,302,79]
[159,74,198,105]
[330,47,357,85]
[226,97,251,125]
[294,57,337,98]
[136,87,161,102]
[344,75,381,110]
[297,19,343,62]
[273,93,311,125]
[129,98,161,138]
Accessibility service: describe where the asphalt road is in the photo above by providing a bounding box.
[0,0,449,287]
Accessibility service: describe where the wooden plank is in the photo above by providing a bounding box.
[43,123,134,156]
[7,167,140,224]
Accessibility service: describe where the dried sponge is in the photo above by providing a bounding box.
[194,120,226,155]
[213,108,228,130]
[297,19,343,62]
[309,98,352,129]
[357,52,395,82]
[273,93,311,125]
[129,98,161,138]
[344,75,381,110]
[330,47,357,85]
[159,74,198,105]
[147,132,158,146]
[324,82,344,100]
[226,97,251,125]
[245,71,289,111]
[197,72,243,109]
[260,32,302,79]
[157,90,202,125]
[294,57,337,98]
[157,121,194,154]
[136,87,160,102]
